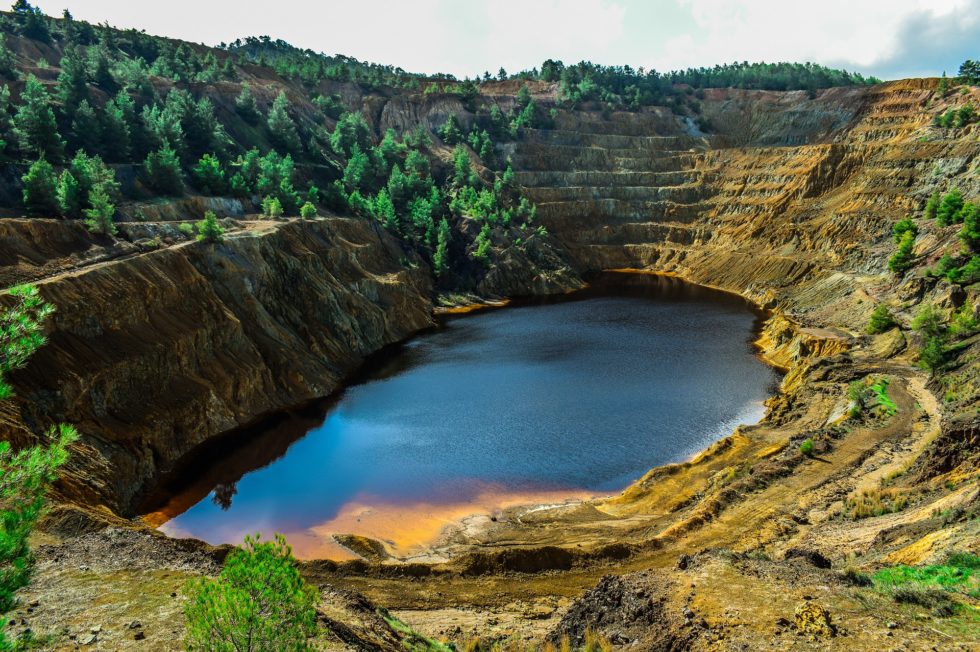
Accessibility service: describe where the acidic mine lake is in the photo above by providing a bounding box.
[152,274,781,558]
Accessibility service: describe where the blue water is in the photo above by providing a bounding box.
[155,274,780,552]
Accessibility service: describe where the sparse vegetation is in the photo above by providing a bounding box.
[183,533,318,652]
[0,284,77,648]
[844,487,910,519]
[799,438,815,456]
[873,553,980,615]
[866,304,897,334]
[196,210,224,244]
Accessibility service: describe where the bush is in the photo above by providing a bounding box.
[0,284,77,648]
[799,439,815,456]
[891,217,917,243]
[887,230,916,274]
[178,222,194,236]
[866,304,896,334]
[262,195,284,219]
[145,145,184,195]
[83,186,116,236]
[20,158,58,215]
[299,201,316,219]
[192,153,227,195]
[196,210,224,244]
[936,189,965,226]
[183,534,317,652]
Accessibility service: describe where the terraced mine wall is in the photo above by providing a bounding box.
[3,78,979,524]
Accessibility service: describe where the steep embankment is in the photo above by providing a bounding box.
[1,216,436,517]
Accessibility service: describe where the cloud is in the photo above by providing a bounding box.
[854,0,980,78]
[32,0,978,79]
[654,0,973,78]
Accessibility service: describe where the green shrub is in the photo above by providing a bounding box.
[799,438,815,456]
[0,285,77,648]
[888,230,916,274]
[866,305,897,334]
[262,195,284,219]
[183,534,317,652]
[20,158,58,215]
[145,145,184,195]
[937,188,965,226]
[83,185,116,236]
[891,217,918,243]
[196,210,224,244]
[299,201,317,219]
[178,222,194,236]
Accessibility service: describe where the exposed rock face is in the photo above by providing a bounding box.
[2,217,435,515]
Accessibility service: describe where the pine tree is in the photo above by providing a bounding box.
[56,170,82,217]
[20,158,58,215]
[433,218,451,276]
[183,534,317,652]
[83,185,116,236]
[144,145,184,194]
[100,98,131,162]
[924,191,940,220]
[300,202,317,219]
[196,210,225,244]
[0,34,14,77]
[267,91,301,154]
[192,153,226,195]
[13,75,64,161]
[235,83,260,124]
[69,99,101,155]
[56,46,90,111]
[0,85,12,156]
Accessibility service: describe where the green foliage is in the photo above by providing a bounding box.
[68,99,101,156]
[936,189,965,226]
[192,153,227,195]
[799,439,814,456]
[958,202,980,252]
[330,112,372,158]
[887,230,916,274]
[145,145,184,195]
[374,188,397,231]
[873,553,980,611]
[299,201,316,219]
[433,218,450,276]
[82,185,116,236]
[960,60,980,85]
[912,305,948,373]
[55,45,89,110]
[20,158,57,215]
[472,223,491,263]
[196,210,225,244]
[452,144,474,187]
[11,0,50,43]
[924,191,940,220]
[950,300,978,337]
[234,84,260,124]
[56,170,81,218]
[13,75,64,160]
[267,91,302,155]
[0,284,53,401]
[183,533,317,652]
[0,282,76,647]
[261,195,284,219]
[891,217,917,243]
[437,114,463,145]
[866,304,897,334]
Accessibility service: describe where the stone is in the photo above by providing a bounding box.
[80,633,97,645]
[793,601,836,638]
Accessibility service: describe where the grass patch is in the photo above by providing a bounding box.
[843,487,911,519]
[380,608,455,652]
[848,376,898,420]
[872,553,980,616]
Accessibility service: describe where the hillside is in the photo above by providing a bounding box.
[0,4,978,650]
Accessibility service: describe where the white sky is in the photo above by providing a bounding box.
[30,0,980,80]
